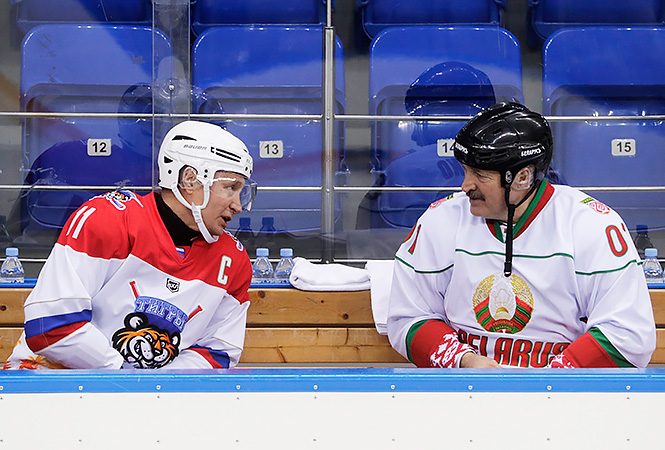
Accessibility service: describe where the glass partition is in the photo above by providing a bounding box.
[0,0,663,276]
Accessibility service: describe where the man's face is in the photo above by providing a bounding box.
[191,170,246,236]
[460,164,508,221]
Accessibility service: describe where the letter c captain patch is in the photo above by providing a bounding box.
[218,255,232,285]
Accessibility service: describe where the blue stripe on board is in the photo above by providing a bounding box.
[0,278,296,288]
[2,279,659,289]
[1,369,665,394]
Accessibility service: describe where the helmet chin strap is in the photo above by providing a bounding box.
[503,185,516,278]
[171,181,219,244]
[502,172,542,277]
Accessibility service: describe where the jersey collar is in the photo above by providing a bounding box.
[487,180,555,243]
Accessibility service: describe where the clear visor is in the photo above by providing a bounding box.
[209,176,258,211]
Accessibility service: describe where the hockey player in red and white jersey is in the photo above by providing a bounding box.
[388,102,657,369]
[5,121,258,370]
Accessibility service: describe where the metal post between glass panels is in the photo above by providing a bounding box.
[321,0,336,263]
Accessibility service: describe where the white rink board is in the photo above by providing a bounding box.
[0,391,662,448]
[0,369,663,449]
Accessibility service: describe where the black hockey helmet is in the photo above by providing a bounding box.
[455,102,553,278]
[453,102,553,186]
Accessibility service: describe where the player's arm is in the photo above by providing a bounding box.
[163,253,252,369]
[387,229,493,367]
[548,267,655,369]
[549,218,656,368]
[406,318,499,368]
[162,298,250,369]
[23,199,129,369]
[548,327,634,368]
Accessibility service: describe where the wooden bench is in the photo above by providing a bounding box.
[1,288,664,365]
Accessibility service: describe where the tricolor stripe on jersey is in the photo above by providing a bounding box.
[25,310,91,352]
[188,345,231,368]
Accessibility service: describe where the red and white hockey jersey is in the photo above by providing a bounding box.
[388,181,657,368]
[5,190,252,370]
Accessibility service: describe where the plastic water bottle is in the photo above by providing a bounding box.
[252,248,274,284]
[634,224,654,260]
[0,247,25,284]
[643,248,664,284]
[274,248,295,283]
[256,216,278,253]
[234,217,255,251]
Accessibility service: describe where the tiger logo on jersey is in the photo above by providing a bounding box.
[112,312,180,369]
[472,273,534,334]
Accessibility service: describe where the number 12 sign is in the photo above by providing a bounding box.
[87,139,112,156]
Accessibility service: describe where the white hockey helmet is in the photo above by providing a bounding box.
[158,120,253,188]
[157,120,255,243]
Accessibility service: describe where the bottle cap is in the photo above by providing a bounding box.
[5,247,18,257]
[280,248,293,258]
[645,248,658,258]
[636,224,648,233]
[256,248,269,257]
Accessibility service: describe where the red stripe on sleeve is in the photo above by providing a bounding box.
[188,347,228,369]
[409,320,458,368]
[561,332,619,368]
[25,321,88,353]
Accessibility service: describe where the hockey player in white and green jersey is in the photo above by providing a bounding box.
[387,102,656,369]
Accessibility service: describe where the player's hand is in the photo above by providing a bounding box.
[460,352,501,368]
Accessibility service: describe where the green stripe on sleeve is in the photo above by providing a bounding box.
[589,327,635,368]
[405,319,430,363]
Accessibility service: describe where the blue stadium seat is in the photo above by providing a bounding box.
[357,0,506,38]
[192,0,327,34]
[11,0,152,34]
[192,26,346,236]
[18,24,173,235]
[528,0,665,45]
[363,26,523,229]
[543,27,665,233]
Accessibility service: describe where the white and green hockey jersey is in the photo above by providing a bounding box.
[388,181,656,368]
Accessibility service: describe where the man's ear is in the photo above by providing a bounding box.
[514,166,534,190]
[179,166,200,194]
